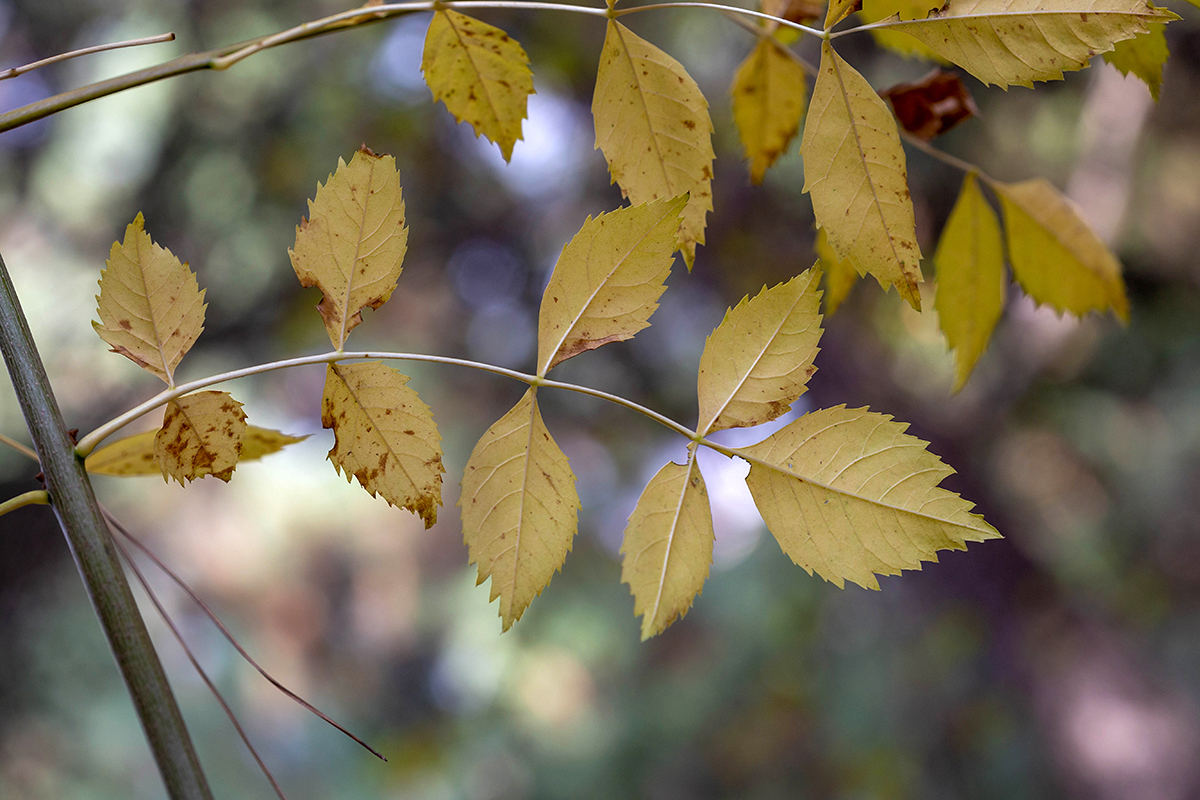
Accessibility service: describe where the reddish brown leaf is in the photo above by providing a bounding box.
[882,69,978,142]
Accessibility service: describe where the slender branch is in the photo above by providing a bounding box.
[615,2,825,39]
[0,489,49,517]
[538,375,699,440]
[0,33,176,81]
[0,430,38,460]
[901,130,993,181]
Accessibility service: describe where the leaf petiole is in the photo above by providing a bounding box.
[0,490,49,518]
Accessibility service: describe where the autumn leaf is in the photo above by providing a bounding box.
[802,41,922,310]
[877,0,1178,88]
[935,173,1006,391]
[620,449,714,639]
[86,425,307,477]
[154,391,247,484]
[740,405,999,589]
[322,361,443,527]
[421,10,534,161]
[882,69,979,142]
[459,388,580,630]
[858,0,950,62]
[537,195,686,376]
[697,268,823,435]
[815,228,858,315]
[289,147,408,350]
[826,0,862,29]
[592,20,715,268]
[93,213,205,386]
[1103,23,1168,100]
[731,37,808,184]
[993,178,1129,321]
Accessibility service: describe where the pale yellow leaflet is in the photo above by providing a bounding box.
[815,227,858,315]
[697,268,823,436]
[421,10,534,161]
[322,361,444,528]
[154,391,247,484]
[592,20,715,268]
[94,213,206,386]
[802,41,922,310]
[1103,23,1168,100]
[731,37,808,185]
[858,0,950,62]
[826,0,860,28]
[740,405,999,590]
[289,147,408,349]
[537,196,686,376]
[87,425,307,476]
[459,388,579,630]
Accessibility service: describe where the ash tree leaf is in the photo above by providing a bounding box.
[322,361,444,528]
[826,0,862,29]
[815,227,858,315]
[858,0,951,62]
[934,173,1006,391]
[697,267,823,436]
[1103,22,1168,100]
[802,41,922,310]
[877,0,1179,88]
[154,391,247,484]
[537,195,686,376]
[289,147,408,350]
[421,10,535,161]
[459,388,580,630]
[94,213,206,386]
[731,37,808,185]
[882,69,979,141]
[993,178,1129,321]
[740,405,1000,589]
[86,426,307,477]
[592,20,715,269]
[620,448,714,640]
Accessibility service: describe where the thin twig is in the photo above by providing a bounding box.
[0,431,37,460]
[900,130,993,181]
[615,2,825,39]
[0,489,49,517]
[0,33,177,81]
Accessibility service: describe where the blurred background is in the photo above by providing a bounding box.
[2,0,1200,797]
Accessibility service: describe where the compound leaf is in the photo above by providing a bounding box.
[289,147,408,349]
[620,449,714,640]
[815,227,858,315]
[422,10,534,161]
[802,41,922,310]
[1103,22,1168,100]
[94,213,205,385]
[86,425,307,476]
[593,20,715,268]
[537,196,686,376]
[935,173,1006,391]
[731,37,808,184]
[741,405,1000,590]
[994,178,1129,321]
[154,391,247,484]
[697,268,823,436]
[460,388,580,630]
[322,361,443,528]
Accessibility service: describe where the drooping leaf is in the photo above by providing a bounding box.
[93,213,205,386]
[879,0,1179,88]
[826,0,862,28]
[802,41,922,310]
[858,0,949,60]
[815,227,858,315]
[620,449,714,640]
[697,268,823,435]
[731,37,808,184]
[537,196,686,376]
[993,178,1129,321]
[459,388,580,630]
[1103,22,1168,100]
[592,20,715,268]
[421,10,535,161]
[934,173,1006,392]
[289,147,408,349]
[740,405,999,590]
[322,361,443,527]
[154,391,247,484]
[86,425,307,476]
[882,69,979,141]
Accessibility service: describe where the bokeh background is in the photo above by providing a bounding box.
[2,0,1200,797]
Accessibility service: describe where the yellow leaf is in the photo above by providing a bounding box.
[459,388,580,630]
[857,0,950,62]
[322,361,443,528]
[592,20,715,268]
[802,41,922,310]
[993,178,1129,321]
[1103,22,1168,100]
[93,213,206,386]
[740,405,999,589]
[865,0,942,19]
[697,268,823,435]
[421,10,534,161]
[880,0,1179,88]
[620,449,714,640]
[826,0,861,28]
[934,173,1006,391]
[154,391,247,484]
[731,37,808,185]
[86,425,307,476]
[815,227,858,315]
[289,147,408,349]
[537,196,686,376]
